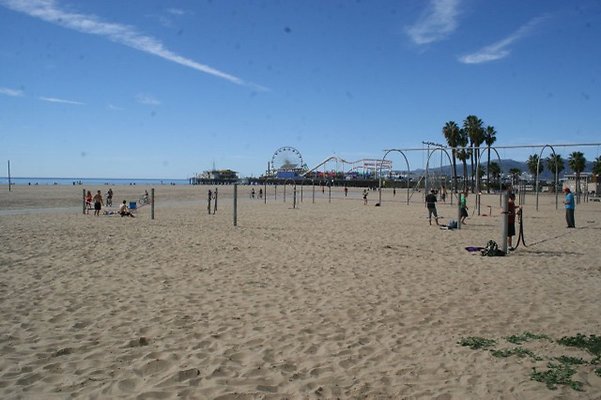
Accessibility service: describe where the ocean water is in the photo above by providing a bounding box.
[0,177,190,186]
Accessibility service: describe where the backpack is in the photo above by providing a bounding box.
[481,240,505,257]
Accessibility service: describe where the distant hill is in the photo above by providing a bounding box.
[411,159,595,179]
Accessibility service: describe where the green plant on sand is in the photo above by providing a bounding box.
[459,332,601,392]
[458,336,496,350]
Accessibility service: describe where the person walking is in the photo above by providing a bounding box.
[425,189,439,226]
[564,187,575,228]
[460,191,469,225]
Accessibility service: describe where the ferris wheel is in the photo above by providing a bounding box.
[271,146,305,172]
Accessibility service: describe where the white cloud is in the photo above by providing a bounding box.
[458,16,548,64]
[0,87,24,96]
[107,103,124,111]
[0,0,260,88]
[39,96,85,105]
[135,94,160,106]
[166,8,186,16]
[406,0,460,45]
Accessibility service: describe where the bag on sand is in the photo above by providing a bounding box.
[481,240,505,257]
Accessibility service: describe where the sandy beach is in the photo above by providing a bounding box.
[1,184,600,399]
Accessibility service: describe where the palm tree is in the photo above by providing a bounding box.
[592,156,601,179]
[546,153,565,175]
[483,126,497,193]
[509,168,522,188]
[546,153,564,192]
[442,121,460,193]
[489,162,501,189]
[527,154,544,178]
[568,151,587,198]
[456,128,470,192]
[463,115,484,192]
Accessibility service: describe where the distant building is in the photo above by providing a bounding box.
[562,173,599,194]
[189,169,239,185]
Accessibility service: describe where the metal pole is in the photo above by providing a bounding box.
[501,192,508,254]
[264,182,267,204]
[7,160,11,192]
[457,193,462,230]
[425,143,429,193]
[293,185,297,209]
[328,184,331,203]
[151,188,155,220]
[233,184,238,226]
[82,188,86,214]
[283,184,286,203]
[300,184,303,203]
[213,188,218,214]
[274,184,277,200]
[312,180,315,203]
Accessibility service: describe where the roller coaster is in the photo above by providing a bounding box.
[266,146,393,179]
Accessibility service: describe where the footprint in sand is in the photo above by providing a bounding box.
[117,378,139,392]
[16,373,42,386]
[177,368,200,382]
[141,359,171,376]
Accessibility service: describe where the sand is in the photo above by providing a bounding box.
[1,184,600,399]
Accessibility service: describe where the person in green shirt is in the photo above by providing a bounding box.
[460,191,469,225]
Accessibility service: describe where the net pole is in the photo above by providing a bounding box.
[233,184,238,227]
[7,160,11,192]
[151,188,155,220]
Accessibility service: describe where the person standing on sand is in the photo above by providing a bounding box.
[363,189,368,205]
[506,193,520,250]
[106,188,113,207]
[425,189,439,226]
[92,190,104,216]
[460,191,469,225]
[207,189,213,215]
[85,190,93,214]
[440,185,447,203]
[564,187,575,228]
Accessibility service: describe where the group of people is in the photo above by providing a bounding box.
[85,188,135,217]
[249,188,263,199]
[425,185,578,252]
[424,188,468,226]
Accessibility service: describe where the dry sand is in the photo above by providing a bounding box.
[1,184,600,399]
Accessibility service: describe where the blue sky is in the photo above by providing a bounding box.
[1,0,600,179]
